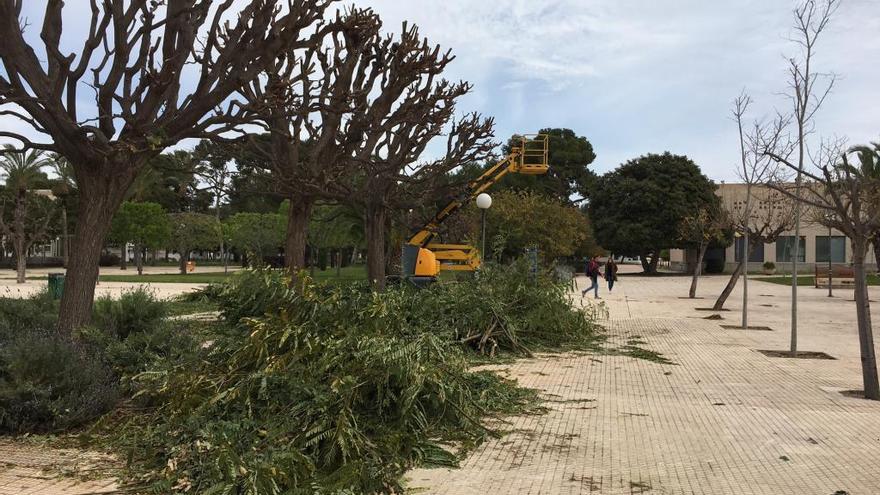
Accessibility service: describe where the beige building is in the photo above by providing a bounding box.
[670,183,876,273]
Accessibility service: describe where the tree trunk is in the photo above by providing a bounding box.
[135,244,144,275]
[179,251,188,275]
[57,181,127,334]
[689,243,707,299]
[285,196,314,277]
[14,240,26,284]
[61,207,69,268]
[640,250,653,274]
[713,259,745,311]
[365,204,387,290]
[120,242,127,270]
[852,239,880,400]
[872,233,880,274]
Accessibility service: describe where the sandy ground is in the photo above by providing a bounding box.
[0,265,236,300]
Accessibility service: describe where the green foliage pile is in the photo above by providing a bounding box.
[100,263,593,493]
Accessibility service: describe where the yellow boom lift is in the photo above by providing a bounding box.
[401,134,550,285]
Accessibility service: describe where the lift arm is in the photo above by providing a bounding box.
[402,134,549,280]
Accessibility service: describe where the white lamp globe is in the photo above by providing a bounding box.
[476,193,492,210]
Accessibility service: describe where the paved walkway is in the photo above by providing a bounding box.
[408,270,880,494]
[0,440,118,495]
[0,265,232,299]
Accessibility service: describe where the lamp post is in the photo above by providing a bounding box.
[476,193,492,260]
[826,214,833,297]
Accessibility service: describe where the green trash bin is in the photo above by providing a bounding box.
[48,273,65,300]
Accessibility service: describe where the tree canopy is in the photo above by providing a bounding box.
[226,213,285,261]
[589,152,717,272]
[500,128,597,202]
[485,190,593,262]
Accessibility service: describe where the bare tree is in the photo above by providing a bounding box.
[766,0,839,353]
[766,142,880,400]
[678,202,729,299]
[241,8,380,275]
[0,1,332,332]
[713,112,796,312]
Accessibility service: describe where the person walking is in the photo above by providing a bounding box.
[581,255,603,299]
[605,256,619,292]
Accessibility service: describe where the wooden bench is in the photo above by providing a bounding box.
[815,264,855,288]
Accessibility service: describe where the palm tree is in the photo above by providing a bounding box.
[49,153,76,268]
[0,146,55,283]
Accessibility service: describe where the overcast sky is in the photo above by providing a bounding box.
[366,0,879,181]
[3,1,877,183]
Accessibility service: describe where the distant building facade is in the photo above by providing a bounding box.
[669,183,876,273]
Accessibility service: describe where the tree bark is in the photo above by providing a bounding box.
[689,243,707,299]
[179,251,188,275]
[713,259,745,311]
[851,239,880,400]
[640,250,655,274]
[57,181,126,334]
[285,196,314,277]
[365,203,387,290]
[61,207,69,268]
[872,233,880,274]
[15,241,26,284]
[134,244,144,276]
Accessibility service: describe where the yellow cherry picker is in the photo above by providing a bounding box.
[401,134,550,285]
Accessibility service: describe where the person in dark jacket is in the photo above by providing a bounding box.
[581,255,603,299]
[605,256,619,292]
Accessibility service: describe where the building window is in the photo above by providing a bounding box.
[776,236,806,263]
[735,237,764,262]
[816,236,846,263]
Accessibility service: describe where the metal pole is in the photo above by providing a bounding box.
[742,231,749,328]
[481,208,487,261]
[828,223,833,297]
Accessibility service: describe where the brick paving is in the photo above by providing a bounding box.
[408,270,880,494]
[0,440,118,495]
[3,268,880,493]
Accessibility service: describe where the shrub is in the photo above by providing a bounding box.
[763,261,776,270]
[93,288,167,339]
[0,328,118,433]
[99,252,121,267]
[0,290,57,338]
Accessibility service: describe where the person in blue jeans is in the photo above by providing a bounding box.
[581,255,604,299]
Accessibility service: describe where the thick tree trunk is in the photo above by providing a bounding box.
[689,243,707,299]
[14,241,26,284]
[365,204,387,290]
[639,251,652,273]
[135,244,144,276]
[852,240,880,400]
[285,197,314,276]
[57,182,126,334]
[179,252,188,275]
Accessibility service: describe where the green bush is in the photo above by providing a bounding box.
[0,328,118,433]
[0,290,57,337]
[93,288,167,339]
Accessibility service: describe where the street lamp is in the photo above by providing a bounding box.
[825,213,834,297]
[476,193,492,260]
